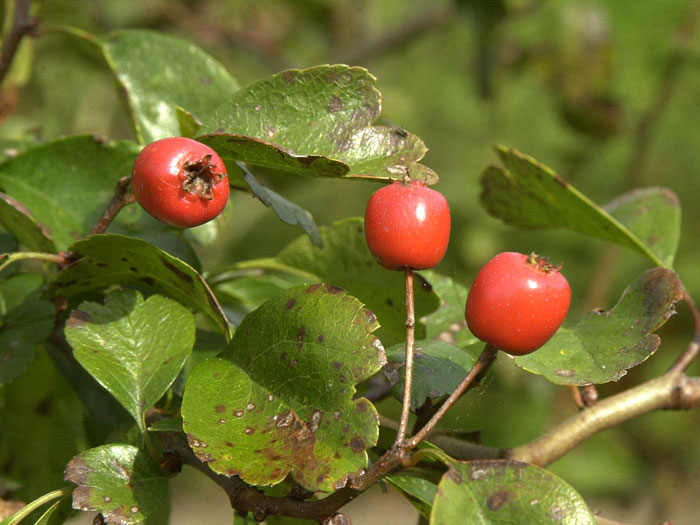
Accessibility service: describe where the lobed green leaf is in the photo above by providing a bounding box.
[515,268,683,385]
[182,284,385,492]
[64,444,168,525]
[98,29,239,144]
[480,145,677,267]
[197,65,437,181]
[52,234,230,337]
[65,289,195,430]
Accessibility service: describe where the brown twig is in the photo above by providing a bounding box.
[668,286,700,372]
[88,176,135,235]
[406,344,498,448]
[395,268,416,446]
[0,0,36,87]
[506,372,700,466]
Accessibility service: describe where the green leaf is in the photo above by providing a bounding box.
[515,268,683,385]
[198,65,437,181]
[0,273,54,384]
[480,145,666,267]
[65,289,195,430]
[182,284,385,492]
[420,271,479,348]
[385,341,481,410]
[0,192,55,252]
[241,167,322,247]
[1,488,72,525]
[430,460,596,524]
[276,218,440,343]
[98,29,239,144]
[52,234,230,338]
[0,135,140,251]
[64,444,168,525]
[173,330,227,397]
[604,187,681,268]
[386,474,438,519]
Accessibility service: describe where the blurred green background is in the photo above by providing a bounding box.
[4,0,700,522]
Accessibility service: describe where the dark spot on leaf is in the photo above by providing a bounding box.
[280,352,287,361]
[326,285,344,295]
[648,235,658,246]
[35,396,52,415]
[328,95,343,112]
[339,374,346,383]
[333,361,342,370]
[550,505,564,521]
[291,359,298,367]
[334,452,341,459]
[318,334,326,343]
[350,435,365,453]
[386,298,393,306]
[307,283,323,293]
[285,298,297,309]
[96,262,107,268]
[225,442,234,448]
[214,405,226,413]
[447,467,463,484]
[129,266,138,272]
[282,71,295,83]
[140,277,155,286]
[430,389,440,398]
[555,369,576,377]
[233,410,244,417]
[244,427,255,435]
[415,273,433,292]
[66,310,92,327]
[363,308,377,324]
[487,489,511,511]
[356,400,368,413]
[159,256,193,283]
[121,257,128,262]
[297,325,306,342]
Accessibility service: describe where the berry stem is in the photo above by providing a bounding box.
[406,343,498,448]
[89,176,136,235]
[395,267,416,447]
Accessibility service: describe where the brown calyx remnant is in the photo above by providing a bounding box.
[182,154,226,199]
[526,252,562,274]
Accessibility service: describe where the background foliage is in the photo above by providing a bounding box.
[3,0,700,523]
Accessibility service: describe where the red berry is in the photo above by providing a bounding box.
[364,180,451,270]
[131,137,229,228]
[465,252,571,355]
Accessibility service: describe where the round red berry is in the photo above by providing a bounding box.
[131,137,229,228]
[465,252,571,355]
[364,180,451,270]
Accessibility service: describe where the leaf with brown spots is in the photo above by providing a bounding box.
[65,289,195,431]
[64,444,168,525]
[197,65,437,182]
[182,284,386,492]
[430,460,595,524]
[515,268,683,385]
[481,145,668,268]
[52,234,230,337]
